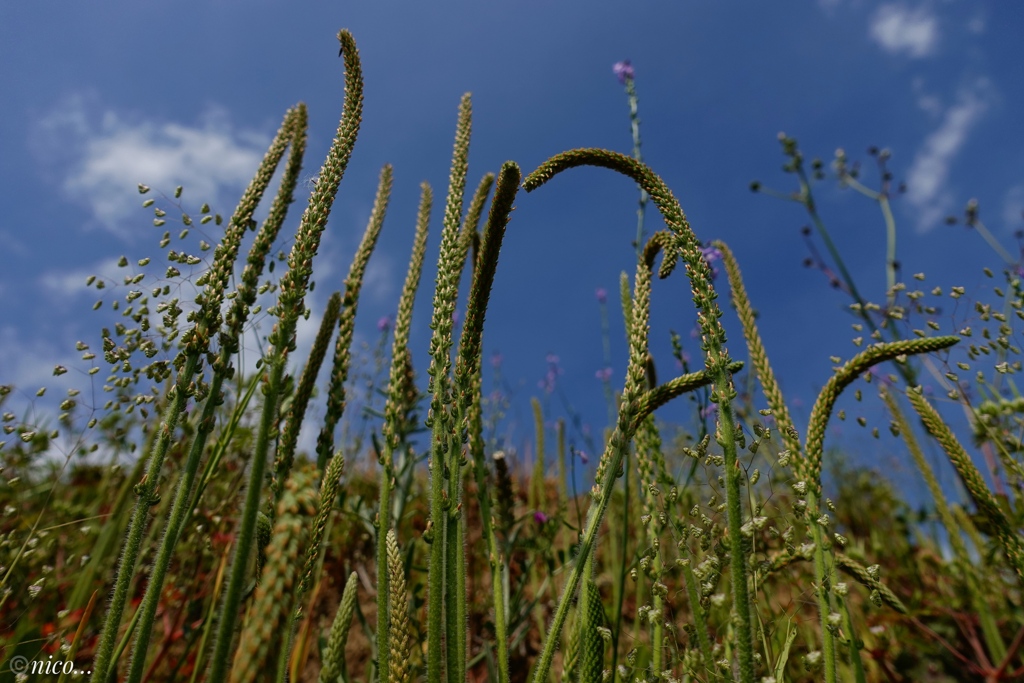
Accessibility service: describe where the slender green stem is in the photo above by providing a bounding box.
[92,353,199,682]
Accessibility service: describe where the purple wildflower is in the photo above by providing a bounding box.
[700,404,718,419]
[377,316,391,333]
[491,352,503,369]
[539,354,563,394]
[595,366,614,382]
[700,245,723,280]
[577,449,589,465]
[534,511,549,524]
[595,287,608,304]
[613,60,635,85]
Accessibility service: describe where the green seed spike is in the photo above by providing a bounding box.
[208,29,364,683]
[579,578,605,683]
[905,386,1024,583]
[272,291,342,501]
[803,336,959,499]
[378,181,431,683]
[713,239,801,456]
[458,172,495,280]
[315,163,392,473]
[426,92,472,683]
[296,451,346,598]
[318,571,360,683]
[229,466,318,683]
[387,530,414,683]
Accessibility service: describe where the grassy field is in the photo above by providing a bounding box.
[2,28,1023,683]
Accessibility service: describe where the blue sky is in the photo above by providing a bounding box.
[2,2,1022,504]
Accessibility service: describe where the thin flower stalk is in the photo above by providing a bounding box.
[613,59,648,263]
[425,92,472,683]
[524,235,653,683]
[208,29,364,681]
[377,181,431,683]
[525,149,752,682]
[314,163,392,474]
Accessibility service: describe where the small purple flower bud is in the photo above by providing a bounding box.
[491,352,503,369]
[595,367,614,382]
[377,316,391,333]
[534,511,549,524]
[613,60,635,85]
[577,449,589,464]
[700,404,718,419]
[595,287,608,304]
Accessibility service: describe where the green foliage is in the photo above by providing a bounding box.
[3,26,1024,683]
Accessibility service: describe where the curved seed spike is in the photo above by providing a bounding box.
[905,386,1024,582]
[713,239,802,457]
[209,30,364,683]
[642,229,678,279]
[804,336,959,498]
[629,361,745,432]
[525,147,752,682]
[315,163,393,472]
[318,571,360,683]
[834,555,907,614]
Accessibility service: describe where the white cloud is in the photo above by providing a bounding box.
[869,4,940,58]
[906,79,992,232]
[39,256,124,302]
[911,77,943,118]
[32,94,270,240]
[1004,184,1024,232]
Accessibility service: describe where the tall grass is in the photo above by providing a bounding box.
[2,27,1023,683]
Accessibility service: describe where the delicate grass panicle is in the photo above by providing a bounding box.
[7,26,1024,683]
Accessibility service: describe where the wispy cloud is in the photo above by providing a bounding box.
[39,256,124,302]
[32,93,270,240]
[1004,184,1024,232]
[869,4,940,58]
[905,79,993,232]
